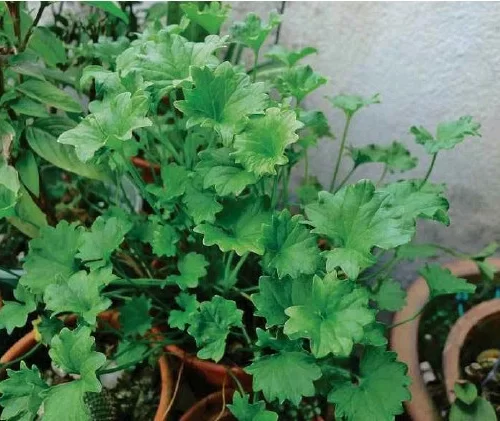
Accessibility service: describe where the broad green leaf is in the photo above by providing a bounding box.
[284,273,374,358]
[150,222,179,258]
[454,382,478,405]
[20,221,83,294]
[252,276,293,327]
[328,347,411,421]
[266,45,318,67]
[27,27,66,67]
[330,93,380,117]
[120,295,152,336]
[305,180,414,279]
[175,62,268,145]
[0,362,48,421]
[420,263,476,298]
[49,326,106,390]
[44,270,112,325]
[411,116,481,154]
[26,118,112,182]
[155,163,189,201]
[196,147,258,196]
[16,80,82,113]
[85,1,129,23]
[245,351,321,406]
[227,391,278,421]
[348,141,417,173]
[0,285,36,334]
[168,293,199,330]
[230,11,281,53]
[168,252,209,290]
[262,210,320,278]
[183,180,223,224]
[77,216,132,269]
[275,65,327,103]
[361,322,388,347]
[194,197,271,256]
[396,243,439,261]
[232,108,303,176]
[0,158,20,218]
[80,65,123,94]
[42,380,92,421]
[58,92,152,161]
[10,97,49,118]
[371,278,407,311]
[113,340,148,368]
[187,295,242,362]
[181,2,231,34]
[449,397,496,421]
[15,151,39,196]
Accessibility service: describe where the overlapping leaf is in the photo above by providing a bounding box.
[348,141,417,173]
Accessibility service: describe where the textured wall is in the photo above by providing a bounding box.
[230,2,500,283]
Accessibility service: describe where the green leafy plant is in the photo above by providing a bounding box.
[0,2,492,420]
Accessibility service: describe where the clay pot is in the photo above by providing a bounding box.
[443,299,500,403]
[0,311,173,421]
[390,258,500,421]
[165,344,253,391]
[131,157,160,184]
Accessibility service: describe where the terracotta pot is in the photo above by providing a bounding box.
[131,156,160,184]
[443,299,500,403]
[165,344,253,391]
[390,258,500,421]
[0,311,173,421]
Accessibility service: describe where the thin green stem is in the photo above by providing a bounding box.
[252,50,259,82]
[335,165,357,193]
[228,253,250,284]
[377,164,388,186]
[419,153,438,189]
[389,307,425,329]
[224,251,235,284]
[329,115,352,192]
[270,173,280,209]
[239,324,252,346]
[282,167,290,207]
[304,151,309,183]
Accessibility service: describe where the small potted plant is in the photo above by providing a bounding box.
[0,2,489,420]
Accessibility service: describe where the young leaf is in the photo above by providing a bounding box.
[33,316,64,346]
[150,222,179,258]
[0,362,48,421]
[227,391,278,421]
[187,296,243,362]
[156,163,189,201]
[252,276,293,328]
[245,351,321,406]
[361,322,388,347]
[371,278,407,311]
[305,180,414,279]
[196,147,259,196]
[119,295,153,336]
[58,92,152,161]
[0,285,36,334]
[183,179,223,224]
[16,80,82,113]
[454,382,478,405]
[44,270,112,325]
[20,221,83,294]
[175,62,268,145]
[348,141,417,173]
[328,347,411,421]
[330,93,380,117]
[232,108,303,176]
[266,45,318,67]
[284,273,374,358]
[262,210,320,278]
[420,263,476,298]
[168,252,209,290]
[411,116,481,154]
[298,109,333,139]
[77,216,132,269]
[168,293,199,330]
[230,12,281,54]
[194,197,271,256]
[180,2,231,34]
[0,159,20,218]
[275,65,327,103]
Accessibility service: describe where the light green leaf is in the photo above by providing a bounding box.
[0,158,20,218]
[232,108,303,176]
[284,273,374,358]
[85,1,129,23]
[27,27,66,67]
[227,391,278,421]
[449,397,497,421]
[156,163,189,201]
[328,347,411,421]
[34,316,64,346]
[454,382,478,405]
[16,80,82,113]
[361,322,388,347]
[181,2,231,34]
[150,222,179,258]
[396,243,439,261]
[230,11,281,54]
[420,263,476,298]
[175,62,268,145]
[194,197,270,256]
[0,362,48,421]
[44,270,112,325]
[330,93,380,117]
[262,210,320,278]
[187,296,242,362]
[119,295,152,337]
[348,141,417,173]
[371,278,407,311]
[10,97,49,118]
[411,116,481,154]
[113,340,148,368]
[168,293,199,330]
[183,180,223,224]
[266,45,318,67]
[15,151,39,196]
[0,285,37,334]
[168,252,209,290]
[245,351,321,406]
[275,65,327,103]
[20,221,83,294]
[42,380,92,421]
[252,276,293,328]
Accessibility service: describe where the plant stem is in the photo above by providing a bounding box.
[282,167,290,207]
[335,165,357,193]
[304,150,309,183]
[419,153,438,189]
[224,251,235,284]
[329,114,352,192]
[20,2,48,51]
[389,307,425,329]
[377,164,388,186]
[228,253,249,285]
[252,50,259,82]
[270,173,280,209]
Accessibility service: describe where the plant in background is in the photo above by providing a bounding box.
[0,2,493,420]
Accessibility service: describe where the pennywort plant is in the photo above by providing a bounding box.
[0,2,490,420]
